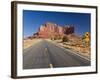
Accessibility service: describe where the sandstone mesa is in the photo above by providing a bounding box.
[32,22,74,39]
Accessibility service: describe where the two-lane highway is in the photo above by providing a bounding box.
[23,39,90,69]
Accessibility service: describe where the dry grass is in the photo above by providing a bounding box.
[23,39,41,49]
[50,39,91,59]
[63,44,91,58]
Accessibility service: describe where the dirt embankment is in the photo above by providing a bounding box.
[23,39,41,49]
[50,38,90,59]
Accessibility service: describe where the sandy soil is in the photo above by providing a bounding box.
[50,39,91,59]
[62,44,90,59]
[23,39,41,49]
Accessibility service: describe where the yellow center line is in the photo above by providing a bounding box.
[45,47,53,68]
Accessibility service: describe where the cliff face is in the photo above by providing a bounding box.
[33,22,74,38]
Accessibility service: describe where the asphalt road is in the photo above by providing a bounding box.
[23,40,90,69]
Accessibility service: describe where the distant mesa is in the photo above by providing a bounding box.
[31,22,74,39]
[28,22,75,39]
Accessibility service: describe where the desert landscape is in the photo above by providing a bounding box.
[24,22,90,59]
[23,22,91,69]
[23,10,91,69]
[24,22,90,58]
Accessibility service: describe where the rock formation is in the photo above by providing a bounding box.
[33,22,74,39]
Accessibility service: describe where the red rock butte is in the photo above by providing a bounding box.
[33,22,74,39]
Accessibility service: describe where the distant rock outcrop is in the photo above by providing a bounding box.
[33,22,74,38]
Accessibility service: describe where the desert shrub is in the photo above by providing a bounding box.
[62,36,69,42]
[82,32,90,47]
[54,37,57,40]
[51,35,62,40]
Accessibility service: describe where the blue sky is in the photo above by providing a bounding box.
[23,10,90,38]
